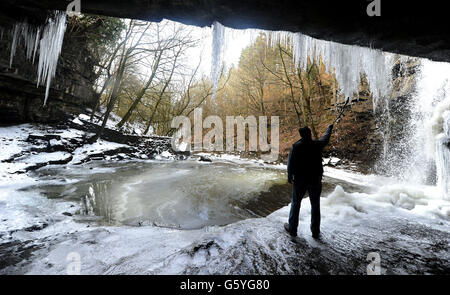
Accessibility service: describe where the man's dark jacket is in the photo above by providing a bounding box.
[287,125,333,184]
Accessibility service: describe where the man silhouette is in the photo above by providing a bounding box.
[284,124,333,238]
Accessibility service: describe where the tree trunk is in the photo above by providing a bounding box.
[88,57,126,143]
[143,48,181,135]
[116,50,163,129]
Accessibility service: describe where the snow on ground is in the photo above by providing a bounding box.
[1,126,449,274]
[0,122,135,237]
[0,121,132,169]
[54,128,86,139]
[154,150,176,160]
[196,152,268,167]
[80,107,148,136]
[72,117,84,125]
[195,152,349,172]
[197,152,397,189]
[20,181,450,274]
[0,124,33,161]
[0,153,80,240]
[323,184,450,223]
[0,181,79,236]
[70,140,127,163]
[323,166,384,187]
[1,155,448,274]
[17,151,72,164]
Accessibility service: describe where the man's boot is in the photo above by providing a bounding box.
[310,224,320,239]
[284,223,297,237]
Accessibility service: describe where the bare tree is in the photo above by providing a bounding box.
[88,20,152,142]
[115,23,197,130]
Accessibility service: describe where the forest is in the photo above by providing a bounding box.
[71,16,376,160]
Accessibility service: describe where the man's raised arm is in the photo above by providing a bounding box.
[318,124,334,147]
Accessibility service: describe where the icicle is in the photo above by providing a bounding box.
[208,24,392,104]
[23,23,37,60]
[36,12,67,105]
[211,21,225,100]
[9,22,42,67]
[8,11,66,105]
[9,24,20,68]
[32,27,41,64]
[269,31,392,104]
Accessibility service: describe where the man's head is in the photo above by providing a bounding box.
[299,126,312,140]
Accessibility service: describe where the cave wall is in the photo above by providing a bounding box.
[0,73,93,123]
[0,0,449,63]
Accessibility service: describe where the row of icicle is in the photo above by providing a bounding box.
[211,22,393,107]
[9,11,67,105]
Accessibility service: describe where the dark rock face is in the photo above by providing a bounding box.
[199,155,212,162]
[325,97,383,173]
[1,1,450,63]
[0,73,93,123]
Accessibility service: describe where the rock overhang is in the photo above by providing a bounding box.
[0,0,449,62]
